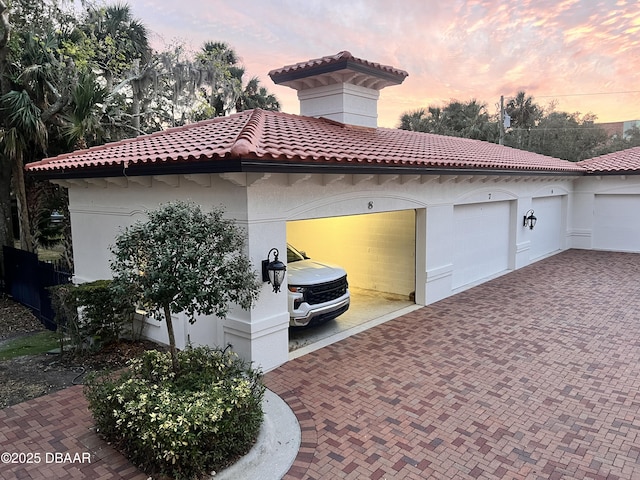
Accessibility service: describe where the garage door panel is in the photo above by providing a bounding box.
[593,195,640,252]
[531,196,563,259]
[453,202,511,289]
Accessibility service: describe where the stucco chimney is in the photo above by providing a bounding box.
[269,51,408,128]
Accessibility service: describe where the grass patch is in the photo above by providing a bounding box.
[38,245,64,262]
[0,331,60,360]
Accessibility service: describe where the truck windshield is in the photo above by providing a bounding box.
[287,244,306,263]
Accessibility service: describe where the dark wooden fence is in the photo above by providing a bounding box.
[3,246,72,331]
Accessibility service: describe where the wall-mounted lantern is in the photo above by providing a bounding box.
[523,209,537,230]
[262,248,287,293]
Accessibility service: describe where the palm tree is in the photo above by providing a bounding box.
[0,0,15,255]
[506,91,541,129]
[236,76,280,111]
[458,99,494,141]
[399,108,429,132]
[505,91,542,149]
[195,42,243,116]
[84,4,151,91]
[0,0,76,261]
[399,101,495,141]
[426,106,445,134]
[62,72,107,149]
[201,41,239,66]
[0,89,47,252]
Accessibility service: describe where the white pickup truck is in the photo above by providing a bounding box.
[286,244,350,327]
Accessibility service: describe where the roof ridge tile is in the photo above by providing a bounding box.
[230,109,266,157]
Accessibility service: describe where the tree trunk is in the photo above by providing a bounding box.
[60,187,74,272]
[104,70,113,92]
[0,1,14,276]
[0,156,13,272]
[0,0,11,97]
[131,90,141,132]
[130,59,141,133]
[163,303,179,374]
[12,155,34,252]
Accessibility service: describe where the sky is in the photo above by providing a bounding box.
[128,0,640,128]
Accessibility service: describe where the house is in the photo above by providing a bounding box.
[597,119,640,139]
[26,52,640,371]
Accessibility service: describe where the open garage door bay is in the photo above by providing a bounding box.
[287,210,417,351]
[287,210,416,297]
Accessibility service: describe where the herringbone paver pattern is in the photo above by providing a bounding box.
[266,250,640,479]
[0,385,146,479]
[1,250,639,479]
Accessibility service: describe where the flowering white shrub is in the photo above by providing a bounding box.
[84,346,265,479]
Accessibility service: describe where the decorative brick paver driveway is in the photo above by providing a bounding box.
[265,250,640,479]
[1,250,640,479]
[0,384,147,479]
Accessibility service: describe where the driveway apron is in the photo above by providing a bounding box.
[265,249,640,479]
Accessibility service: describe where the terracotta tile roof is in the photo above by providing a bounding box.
[577,146,640,173]
[27,109,586,177]
[27,113,250,176]
[269,51,408,87]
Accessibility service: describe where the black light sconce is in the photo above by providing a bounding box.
[523,209,537,230]
[262,248,287,293]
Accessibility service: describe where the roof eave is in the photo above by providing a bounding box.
[583,169,640,176]
[239,161,585,177]
[26,159,244,180]
[28,158,585,181]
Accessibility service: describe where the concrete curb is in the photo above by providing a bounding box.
[213,389,301,479]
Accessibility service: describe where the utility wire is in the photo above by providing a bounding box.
[508,126,614,131]
[535,90,640,98]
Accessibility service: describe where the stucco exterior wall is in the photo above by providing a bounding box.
[298,83,380,128]
[59,172,579,371]
[570,175,640,253]
[62,174,290,371]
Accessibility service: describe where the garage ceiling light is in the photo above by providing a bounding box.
[262,248,287,293]
[523,209,537,230]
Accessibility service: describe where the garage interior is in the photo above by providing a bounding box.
[287,210,417,352]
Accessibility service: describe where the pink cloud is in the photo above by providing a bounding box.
[129,0,640,126]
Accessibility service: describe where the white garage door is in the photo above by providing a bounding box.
[530,196,564,260]
[453,201,511,289]
[593,195,640,252]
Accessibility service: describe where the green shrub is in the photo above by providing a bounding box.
[49,279,137,353]
[84,346,265,479]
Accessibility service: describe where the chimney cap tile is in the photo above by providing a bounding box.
[269,51,408,90]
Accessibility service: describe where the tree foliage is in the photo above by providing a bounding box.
[502,93,612,162]
[399,99,498,142]
[109,201,261,372]
[398,91,632,162]
[81,3,151,91]
[0,0,281,271]
[521,111,608,162]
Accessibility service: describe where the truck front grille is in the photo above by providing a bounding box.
[304,275,348,305]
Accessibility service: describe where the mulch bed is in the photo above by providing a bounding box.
[0,293,165,408]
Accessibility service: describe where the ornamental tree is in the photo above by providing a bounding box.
[110,201,261,373]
